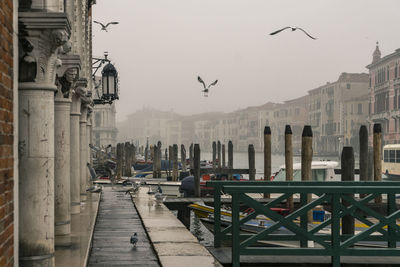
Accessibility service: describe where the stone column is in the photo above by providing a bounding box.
[54,56,80,234]
[18,12,70,267]
[80,104,88,200]
[87,109,93,171]
[54,96,71,235]
[70,88,81,214]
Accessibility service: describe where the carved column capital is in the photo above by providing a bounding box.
[55,54,81,99]
[18,12,71,86]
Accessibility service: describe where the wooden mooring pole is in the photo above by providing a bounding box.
[212,141,217,170]
[217,141,222,169]
[222,144,226,168]
[285,125,294,211]
[367,147,373,181]
[228,141,233,180]
[124,142,131,177]
[173,144,178,181]
[168,146,172,178]
[301,125,313,223]
[157,141,162,177]
[194,144,201,197]
[153,145,158,178]
[248,144,255,180]
[359,125,368,198]
[189,143,194,169]
[181,144,187,172]
[373,123,382,203]
[116,143,123,180]
[264,126,271,198]
[341,146,355,237]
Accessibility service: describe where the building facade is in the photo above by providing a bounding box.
[367,43,400,145]
[0,0,98,266]
[0,1,15,266]
[308,73,369,155]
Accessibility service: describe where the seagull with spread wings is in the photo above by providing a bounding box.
[269,26,317,40]
[93,21,119,32]
[197,76,218,97]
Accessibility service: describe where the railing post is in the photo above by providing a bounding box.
[388,192,396,248]
[194,144,201,197]
[341,147,355,239]
[373,123,382,203]
[228,141,233,180]
[302,125,313,222]
[264,126,271,198]
[231,192,240,267]
[285,125,294,211]
[213,184,222,248]
[300,192,308,248]
[331,193,341,267]
[248,144,255,180]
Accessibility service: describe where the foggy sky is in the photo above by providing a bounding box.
[92,0,400,122]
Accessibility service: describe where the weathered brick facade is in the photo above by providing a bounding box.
[0,0,14,266]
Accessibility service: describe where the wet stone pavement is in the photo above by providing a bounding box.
[88,186,160,266]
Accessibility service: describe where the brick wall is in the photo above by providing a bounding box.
[0,0,14,266]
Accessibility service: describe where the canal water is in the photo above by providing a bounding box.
[187,152,343,246]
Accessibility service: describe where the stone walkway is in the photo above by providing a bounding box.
[88,186,160,266]
[55,192,100,267]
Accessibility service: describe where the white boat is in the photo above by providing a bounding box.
[382,144,400,180]
[146,181,182,197]
[272,161,339,182]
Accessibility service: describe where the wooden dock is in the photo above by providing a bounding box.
[88,187,160,266]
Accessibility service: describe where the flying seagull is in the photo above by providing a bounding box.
[130,233,138,246]
[269,27,317,40]
[93,21,119,32]
[197,76,218,97]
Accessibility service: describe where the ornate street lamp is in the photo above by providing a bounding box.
[92,52,119,105]
[101,62,119,102]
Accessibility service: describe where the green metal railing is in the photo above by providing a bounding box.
[206,181,400,267]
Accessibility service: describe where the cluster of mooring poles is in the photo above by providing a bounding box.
[116,123,383,206]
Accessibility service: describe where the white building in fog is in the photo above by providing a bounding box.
[93,102,118,147]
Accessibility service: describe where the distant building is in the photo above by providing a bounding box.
[308,72,369,155]
[367,43,400,145]
[93,102,118,147]
[117,107,180,147]
[343,94,369,152]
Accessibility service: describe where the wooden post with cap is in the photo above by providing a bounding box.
[373,123,382,203]
[301,125,313,222]
[264,126,271,198]
[359,125,368,198]
[285,125,294,211]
